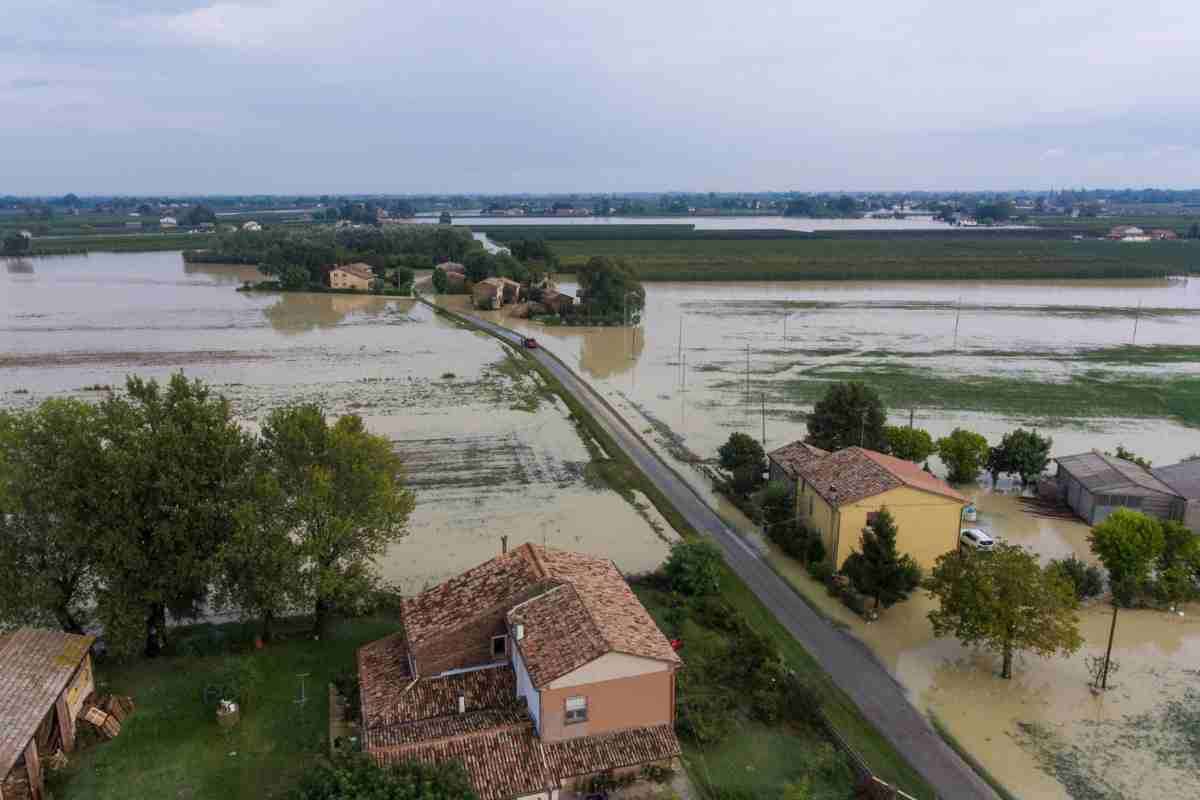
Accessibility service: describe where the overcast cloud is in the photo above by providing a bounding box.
[2,0,1198,194]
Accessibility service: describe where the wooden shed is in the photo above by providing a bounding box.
[1055,451,1186,525]
[0,629,96,800]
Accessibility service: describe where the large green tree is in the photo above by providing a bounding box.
[663,539,723,597]
[936,428,989,484]
[0,400,106,633]
[576,256,645,321]
[927,544,1082,679]
[884,425,935,463]
[805,381,887,452]
[290,753,478,800]
[988,428,1052,485]
[840,507,922,610]
[93,375,255,657]
[1089,508,1166,604]
[260,406,414,637]
[718,432,766,494]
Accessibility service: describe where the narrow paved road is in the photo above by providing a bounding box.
[438,302,999,800]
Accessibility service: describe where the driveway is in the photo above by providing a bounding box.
[434,302,999,800]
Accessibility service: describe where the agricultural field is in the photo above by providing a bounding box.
[546,236,1198,281]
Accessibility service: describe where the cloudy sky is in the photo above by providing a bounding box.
[3,1,1198,194]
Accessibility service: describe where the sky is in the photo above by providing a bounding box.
[3,0,1199,195]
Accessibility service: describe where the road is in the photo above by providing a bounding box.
[437,302,999,800]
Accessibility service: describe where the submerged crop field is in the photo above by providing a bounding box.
[546,236,1197,280]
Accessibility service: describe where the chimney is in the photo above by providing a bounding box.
[457,694,466,714]
[515,624,525,641]
[501,535,508,555]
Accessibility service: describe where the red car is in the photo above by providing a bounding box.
[522,337,539,349]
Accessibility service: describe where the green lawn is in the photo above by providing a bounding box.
[50,617,395,800]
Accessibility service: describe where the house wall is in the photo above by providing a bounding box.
[513,645,542,734]
[538,670,673,743]
[796,481,838,565]
[330,270,370,290]
[1183,500,1200,533]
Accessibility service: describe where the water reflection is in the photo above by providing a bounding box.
[4,258,34,275]
[261,292,409,335]
[531,324,645,379]
[182,260,265,285]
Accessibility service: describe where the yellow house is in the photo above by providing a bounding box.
[791,446,968,571]
[328,262,374,291]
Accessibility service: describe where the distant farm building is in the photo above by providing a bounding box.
[1055,451,1187,525]
[1149,229,1179,240]
[1152,459,1200,531]
[328,263,374,291]
[159,216,178,228]
[241,221,262,232]
[473,277,505,310]
[540,289,576,315]
[1,629,96,800]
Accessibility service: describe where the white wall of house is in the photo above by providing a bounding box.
[512,645,541,734]
[546,652,668,691]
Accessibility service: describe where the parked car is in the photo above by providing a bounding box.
[522,336,539,349]
[960,528,996,551]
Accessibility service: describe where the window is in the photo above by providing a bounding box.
[491,635,507,658]
[565,695,588,724]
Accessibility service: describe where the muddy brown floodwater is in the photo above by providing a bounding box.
[466,278,1200,800]
[0,252,676,596]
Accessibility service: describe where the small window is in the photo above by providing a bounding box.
[565,695,588,724]
[491,635,507,658]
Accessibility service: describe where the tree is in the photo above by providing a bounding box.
[260,406,414,637]
[0,400,105,633]
[1108,444,1151,470]
[462,250,496,283]
[1089,508,1165,603]
[92,374,255,657]
[990,428,1053,485]
[217,467,301,642]
[927,544,1083,679]
[431,266,449,294]
[840,508,922,610]
[290,753,478,800]
[884,425,934,462]
[663,539,723,597]
[759,481,794,531]
[1158,520,1200,601]
[805,381,887,452]
[936,428,989,483]
[718,432,765,475]
[184,204,217,226]
[2,232,31,254]
[438,211,452,224]
[576,256,645,321]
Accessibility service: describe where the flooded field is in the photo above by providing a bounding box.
[467,278,1200,800]
[0,252,675,591]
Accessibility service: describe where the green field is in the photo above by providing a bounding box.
[24,233,217,255]
[545,237,1198,281]
[51,617,395,800]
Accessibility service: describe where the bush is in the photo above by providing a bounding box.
[807,560,834,583]
[768,519,810,560]
[691,596,740,633]
[781,674,825,728]
[332,672,362,723]
[806,535,826,565]
[289,753,479,800]
[1047,556,1104,600]
[839,589,868,617]
[663,539,723,597]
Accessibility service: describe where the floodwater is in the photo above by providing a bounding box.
[0,252,675,591]
[422,214,959,233]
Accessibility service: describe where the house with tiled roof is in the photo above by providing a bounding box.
[328,262,375,291]
[1,628,96,800]
[789,446,968,571]
[357,544,682,800]
[767,441,829,490]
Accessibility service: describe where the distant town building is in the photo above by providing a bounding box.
[328,263,374,291]
[1149,229,1178,240]
[241,221,262,232]
[159,216,177,227]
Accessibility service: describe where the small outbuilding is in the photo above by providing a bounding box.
[1055,451,1186,525]
[540,289,575,316]
[1,628,96,800]
[472,277,505,310]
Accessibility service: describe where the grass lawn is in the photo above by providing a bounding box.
[49,616,395,800]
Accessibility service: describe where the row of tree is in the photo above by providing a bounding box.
[0,375,413,657]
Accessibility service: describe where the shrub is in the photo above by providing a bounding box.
[768,519,810,560]
[640,763,676,784]
[289,753,478,800]
[806,535,826,565]
[1047,556,1104,600]
[663,539,723,597]
[691,596,740,633]
[839,589,868,617]
[808,560,834,583]
[332,672,362,723]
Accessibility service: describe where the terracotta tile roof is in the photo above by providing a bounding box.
[362,658,518,728]
[0,628,94,778]
[795,447,967,507]
[358,632,413,725]
[510,547,680,687]
[333,262,374,280]
[768,440,829,479]
[543,724,681,779]
[401,546,549,652]
[368,707,531,748]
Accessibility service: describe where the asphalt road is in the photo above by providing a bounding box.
[446,305,999,800]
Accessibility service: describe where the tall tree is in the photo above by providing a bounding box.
[936,428,989,483]
[805,381,887,451]
[576,256,645,320]
[93,375,254,656]
[1089,508,1165,604]
[841,507,922,610]
[927,544,1083,679]
[0,400,105,633]
[990,428,1053,485]
[884,425,935,462]
[260,406,414,637]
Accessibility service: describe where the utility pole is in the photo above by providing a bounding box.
[761,393,767,450]
[909,407,915,429]
[1101,601,1119,689]
[953,296,962,351]
[1131,299,1142,345]
[745,344,751,423]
